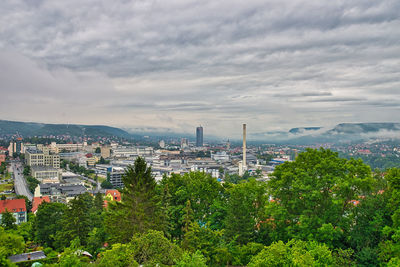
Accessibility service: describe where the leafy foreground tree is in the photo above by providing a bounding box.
[105,157,165,244]
[377,168,400,264]
[96,230,181,266]
[0,227,24,266]
[1,209,16,230]
[58,237,90,266]
[34,202,67,248]
[265,148,374,246]
[175,250,207,267]
[248,239,334,267]
[160,171,227,241]
[130,230,182,265]
[55,194,93,249]
[96,243,138,267]
[224,178,267,244]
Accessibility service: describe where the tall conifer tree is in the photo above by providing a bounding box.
[105,157,164,243]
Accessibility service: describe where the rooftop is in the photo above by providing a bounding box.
[0,199,26,213]
[8,251,46,263]
[31,196,50,213]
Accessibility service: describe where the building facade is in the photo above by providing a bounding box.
[25,149,60,169]
[109,170,124,188]
[196,126,203,147]
[31,166,61,181]
[0,199,27,225]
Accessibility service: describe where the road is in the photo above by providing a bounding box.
[11,160,33,201]
[77,174,101,193]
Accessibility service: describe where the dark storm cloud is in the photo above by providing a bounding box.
[0,0,399,137]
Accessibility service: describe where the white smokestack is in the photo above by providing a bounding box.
[243,124,246,168]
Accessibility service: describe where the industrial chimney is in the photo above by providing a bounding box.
[243,124,247,169]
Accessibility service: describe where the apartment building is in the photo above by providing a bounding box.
[0,199,27,225]
[25,148,60,169]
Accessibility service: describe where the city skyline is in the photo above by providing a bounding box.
[1,1,400,138]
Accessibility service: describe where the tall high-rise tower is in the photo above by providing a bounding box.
[196,126,203,147]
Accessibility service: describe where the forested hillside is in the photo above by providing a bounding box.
[0,120,131,138]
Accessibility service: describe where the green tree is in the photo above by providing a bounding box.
[55,194,93,249]
[16,216,34,242]
[376,168,400,264]
[228,242,265,266]
[58,237,88,267]
[26,176,40,194]
[130,230,182,266]
[99,156,106,164]
[182,221,228,265]
[248,239,334,267]
[0,227,25,263]
[267,148,373,244]
[34,202,67,248]
[92,192,105,228]
[182,200,194,236]
[224,178,267,244]
[96,243,138,267]
[23,166,30,176]
[1,209,16,230]
[175,250,207,267]
[160,171,227,241]
[105,157,164,243]
[87,227,107,257]
[0,162,7,175]
[348,191,390,264]
[100,180,113,189]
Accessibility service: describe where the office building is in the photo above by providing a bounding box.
[0,149,6,164]
[8,138,24,157]
[31,166,61,181]
[181,138,188,149]
[109,168,125,188]
[25,148,60,169]
[196,126,203,147]
[101,145,111,158]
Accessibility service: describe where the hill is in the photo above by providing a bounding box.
[250,122,400,144]
[0,120,131,139]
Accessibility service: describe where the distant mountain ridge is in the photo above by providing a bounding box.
[0,120,131,138]
[2,120,400,144]
[250,122,400,144]
[328,123,400,134]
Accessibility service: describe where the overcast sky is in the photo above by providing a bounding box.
[1,0,399,138]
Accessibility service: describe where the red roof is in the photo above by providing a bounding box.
[0,199,26,213]
[31,196,50,213]
[106,190,121,201]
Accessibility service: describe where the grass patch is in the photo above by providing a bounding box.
[97,176,106,183]
[0,172,11,181]
[0,183,13,192]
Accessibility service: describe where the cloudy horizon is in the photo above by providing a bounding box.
[1,0,399,138]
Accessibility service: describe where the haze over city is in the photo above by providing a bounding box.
[1,0,400,138]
